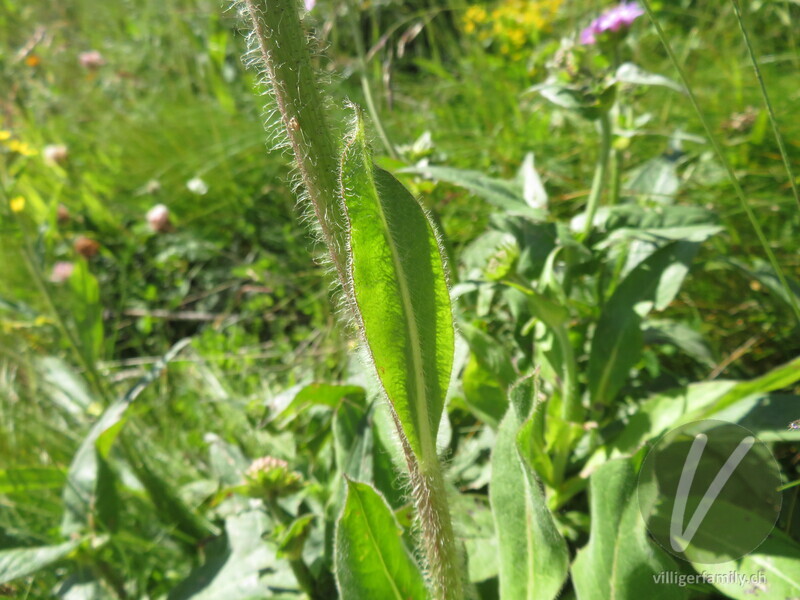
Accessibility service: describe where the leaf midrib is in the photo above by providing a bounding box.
[364,165,434,458]
[350,485,408,600]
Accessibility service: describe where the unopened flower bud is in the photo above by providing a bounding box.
[243,456,303,498]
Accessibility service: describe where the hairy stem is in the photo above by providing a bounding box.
[389,406,462,600]
[241,0,349,286]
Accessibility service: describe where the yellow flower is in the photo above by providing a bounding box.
[6,139,37,156]
[0,130,10,141]
[10,196,25,213]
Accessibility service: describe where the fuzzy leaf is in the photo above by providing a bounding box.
[571,459,685,600]
[490,376,569,599]
[335,480,427,600]
[341,112,454,459]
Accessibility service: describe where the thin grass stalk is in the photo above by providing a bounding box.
[729,0,800,210]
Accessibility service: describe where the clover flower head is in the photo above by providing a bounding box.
[581,2,644,45]
[79,50,106,69]
[146,204,171,233]
[50,261,74,283]
[43,144,68,165]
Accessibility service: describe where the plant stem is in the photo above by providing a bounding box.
[582,110,612,240]
[641,0,800,324]
[241,0,349,287]
[412,446,463,600]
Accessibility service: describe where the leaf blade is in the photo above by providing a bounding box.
[341,114,454,459]
[335,480,427,600]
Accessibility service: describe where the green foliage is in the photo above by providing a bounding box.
[335,479,427,600]
[490,376,569,600]
[1,0,799,598]
[341,111,454,463]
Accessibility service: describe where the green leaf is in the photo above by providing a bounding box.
[462,356,508,428]
[0,539,81,584]
[335,479,427,600]
[400,165,545,220]
[341,112,454,460]
[571,459,685,600]
[168,511,278,600]
[490,377,569,600]
[609,354,800,454]
[690,524,800,599]
[587,241,699,407]
[626,155,681,204]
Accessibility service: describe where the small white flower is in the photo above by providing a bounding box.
[186,177,208,195]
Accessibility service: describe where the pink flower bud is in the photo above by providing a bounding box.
[146,204,171,233]
[50,261,74,283]
[79,50,106,69]
[43,144,68,165]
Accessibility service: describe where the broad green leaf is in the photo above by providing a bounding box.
[0,467,65,494]
[61,338,193,536]
[690,523,800,599]
[571,459,685,600]
[462,356,508,428]
[0,539,81,584]
[458,323,516,388]
[450,493,498,583]
[400,164,545,220]
[642,319,715,367]
[609,355,800,454]
[276,383,366,425]
[490,377,568,600]
[168,511,278,600]
[626,155,680,204]
[335,479,427,600]
[341,113,454,460]
[588,241,699,407]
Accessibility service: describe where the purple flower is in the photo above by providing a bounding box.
[581,2,644,45]
[304,0,315,11]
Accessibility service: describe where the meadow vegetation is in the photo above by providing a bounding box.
[1,0,799,598]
